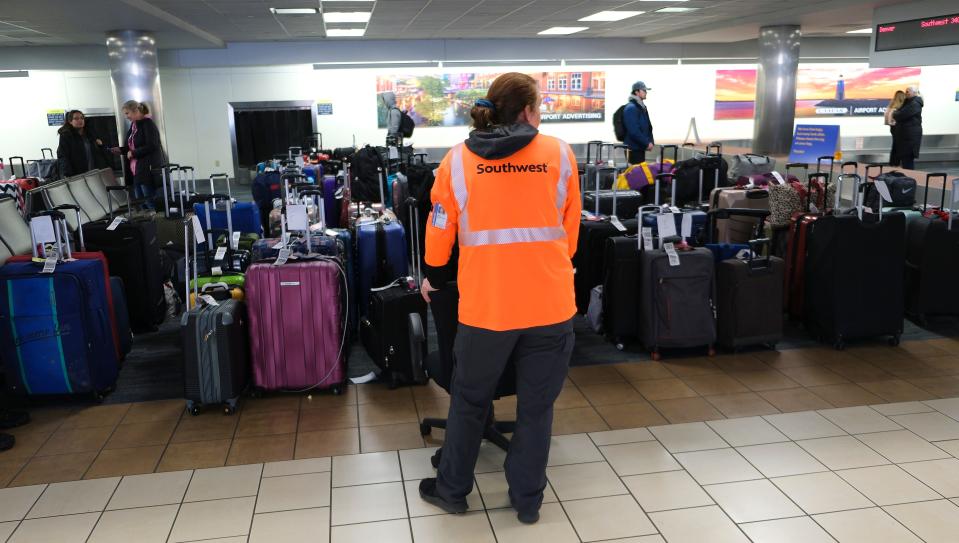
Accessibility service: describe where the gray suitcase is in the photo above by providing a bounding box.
[639,244,716,360]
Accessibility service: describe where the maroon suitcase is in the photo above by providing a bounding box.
[245,259,347,392]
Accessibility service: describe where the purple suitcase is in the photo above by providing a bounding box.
[245,260,346,392]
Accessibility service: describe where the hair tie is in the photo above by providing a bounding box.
[475,99,496,111]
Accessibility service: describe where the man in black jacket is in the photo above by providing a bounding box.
[893,87,923,170]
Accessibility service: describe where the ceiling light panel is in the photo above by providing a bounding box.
[323,11,372,23]
[270,7,319,15]
[326,28,365,37]
[657,7,697,12]
[846,28,872,34]
[538,26,589,35]
[579,11,644,22]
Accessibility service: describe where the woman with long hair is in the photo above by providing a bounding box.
[885,90,906,167]
[111,100,164,208]
[56,110,111,177]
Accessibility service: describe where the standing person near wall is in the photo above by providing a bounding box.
[417,72,581,525]
[893,86,923,170]
[56,110,112,177]
[624,81,655,164]
[381,92,403,140]
[884,91,906,167]
[111,101,164,209]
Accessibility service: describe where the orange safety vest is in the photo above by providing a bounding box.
[425,133,582,331]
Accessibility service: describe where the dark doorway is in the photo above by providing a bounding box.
[233,108,314,168]
[85,114,122,172]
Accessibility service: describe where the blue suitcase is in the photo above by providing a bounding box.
[195,201,263,237]
[642,210,708,245]
[321,175,342,228]
[0,260,120,396]
[357,219,408,318]
[110,276,133,358]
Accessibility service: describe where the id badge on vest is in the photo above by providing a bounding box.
[432,203,448,229]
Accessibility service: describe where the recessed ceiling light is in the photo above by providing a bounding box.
[327,28,366,37]
[579,11,644,22]
[538,26,589,35]
[657,7,697,12]
[270,7,318,15]
[323,0,374,2]
[846,28,873,34]
[323,11,372,23]
[638,0,688,2]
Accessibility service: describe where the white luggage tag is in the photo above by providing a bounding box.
[610,216,627,232]
[232,231,241,248]
[106,217,126,231]
[30,216,56,245]
[642,227,654,251]
[389,146,400,160]
[874,180,893,204]
[287,204,309,232]
[669,206,681,214]
[770,171,786,185]
[681,213,692,239]
[41,256,57,274]
[211,266,223,276]
[581,210,597,220]
[191,215,205,245]
[214,246,227,262]
[272,239,286,250]
[664,242,681,267]
[273,248,292,266]
[656,214,678,240]
[199,294,219,307]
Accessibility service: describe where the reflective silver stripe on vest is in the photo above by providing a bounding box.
[450,139,569,247]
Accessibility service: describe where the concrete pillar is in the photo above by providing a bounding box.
[753,25,801,155]
[105,30,167,152]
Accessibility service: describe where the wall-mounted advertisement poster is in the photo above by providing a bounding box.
[376,72,606,128]
[714,67,922,120]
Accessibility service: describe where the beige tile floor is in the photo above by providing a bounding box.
[1,397,959,542]
[5,337,959,489]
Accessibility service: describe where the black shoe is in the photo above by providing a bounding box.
[0,410,30,430]
[0,433,13,452]
[430,448,442,469]
[418,478,467,514]
[516,509,540,525]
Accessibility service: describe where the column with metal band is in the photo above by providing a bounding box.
[753,25,801,155]
[105,30,168,156]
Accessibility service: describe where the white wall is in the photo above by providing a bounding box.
[3,62,957,179]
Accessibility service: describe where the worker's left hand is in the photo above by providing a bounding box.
[420,277,439,303]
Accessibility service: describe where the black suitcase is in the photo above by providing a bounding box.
[715,243,784,350]
[639,242,716,359]
[804,212,905,349]
[82,187,165,332]
[602,235,642,348]
[360,201,428,387]
[181,300,249,415]
[905,175,959,323]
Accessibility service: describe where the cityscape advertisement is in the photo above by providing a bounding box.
[714,67,922,120]
[376,72,606,128]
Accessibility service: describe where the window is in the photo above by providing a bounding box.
[559,75,568,90]
[547,78,555,90]
[571,73,583,90]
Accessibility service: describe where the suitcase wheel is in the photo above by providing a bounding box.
[420,422,432,436]
[707,346,716,357]
[186,402,201,416]
[330,385,343,396]
[223,405,237,415]
[651,351,662,362]
[888,335,901,347]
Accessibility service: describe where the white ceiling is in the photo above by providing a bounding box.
[0,0,907,48]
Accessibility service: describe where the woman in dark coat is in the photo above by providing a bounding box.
[111,100,164,209]
[892,87,924,170]
[56,110,111,177]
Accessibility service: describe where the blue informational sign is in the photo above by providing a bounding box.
[46,109,65,126]
[788,125,841,164]
[317,102,333,115]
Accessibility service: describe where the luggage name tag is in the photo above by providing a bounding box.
[199,294,219,307]
[272,240,286,250]
[40,256,57,274]
[287,205,309,232]
[656,213,678,239]
[669,206,681,214]
[610,216,627,232]
[211,266,223,276]
[681,213,692,239]
[232,231,241,247]
[874,180,893,203]
[642,227,654,251]
[324,228,339,237]
[809,202,820,214]
[214,246,227,262]
[581,210,597,220]
[106,217,126,231]
[664,242,681,267]
[389,146,400,160]
[191,215,205,244]
[273,248,292,266]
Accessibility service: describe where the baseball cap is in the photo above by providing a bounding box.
[632,81,651,92]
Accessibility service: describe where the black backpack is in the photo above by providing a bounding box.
[613,105,627,142]
[397,108,415,138]
[351,145,387,203]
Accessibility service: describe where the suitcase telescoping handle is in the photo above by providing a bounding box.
[807,172,829,213]
[104,185,133,220]
[785,162,808,180]
[29,209,73,260]
[377,167,387,208]
[208,173,233,204]
[747,238,774,271]
[298,189,328,251]
[841,161,858,175]
[949,178,959,231]
[707,208,770,244]
[816,155,835,182]
[654,172,676,207]
[158,164,179,218]
[865,163,884,180]
[660,144,678,166]
[313,132,323,151]
[707,142,722,155]
[8,157,25,178]
[41,148,54,160]
[834,173,861,214]
[923,172,949,211]
[288,147,303,160]
[53,204,85,251]
[176,166,197,213]
[585,140,603,165]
